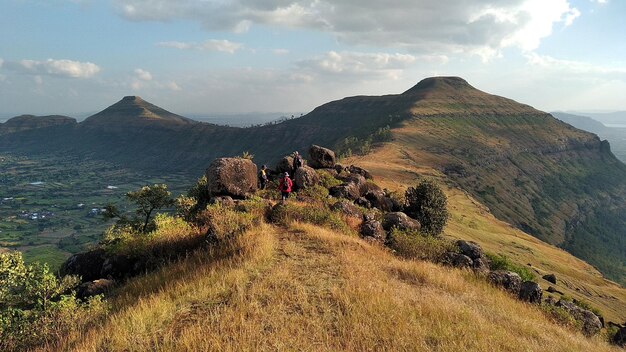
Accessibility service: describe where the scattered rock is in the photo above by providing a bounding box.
[542,273,557,284]
[488,270,522,295]
[456,240,483,260]
[334,164,345,174]
[76,279,116,300]
[348,165,373,179]
[382,212,421,232]
[308,145,336,169]
[336,173,367,191]
[275,156,294,176]
[361,183,391,211]
[361,219,386,242]
[387,196,404,212]
[613,326,626,347]
[331,200,362,219]
[555,300,602,336]
[206,158,258,199]
[441,252,473,269]
[60,248,107,282]
[294,165,320,190]
[518,281,542,304]
[209,195,235,207]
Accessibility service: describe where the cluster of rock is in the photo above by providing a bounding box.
[440,239,606,337]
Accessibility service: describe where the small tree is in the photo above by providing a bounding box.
[405,180,449,236]
[104,184,174,233]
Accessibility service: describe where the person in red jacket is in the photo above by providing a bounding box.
[279,172,293,202]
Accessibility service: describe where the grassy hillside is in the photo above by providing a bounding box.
[46,221,619,351]
[351,139,626,323]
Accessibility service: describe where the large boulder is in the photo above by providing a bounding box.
[59,248,107,282]
[76,279,116,300]
[382,212,421,232]
[331,200,363,219]
[441,252,473,269]
[347,165,373,180]
[456,240,483,260]
[555,300,602,336]
[329,183,361,200]
[336,173,367,191]
[518,281,542,304]
[206,158,258,199]
[308,145,336,169]
[361,219,386,242]
[100,254,139,280]
[275,156,294,176]
[488,270,522,295]
[294,165,320,190]
[361,183,391,211]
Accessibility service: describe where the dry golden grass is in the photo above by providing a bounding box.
[50,221,618,351]
[350,138,626,323]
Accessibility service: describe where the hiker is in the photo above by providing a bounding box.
[259,165,268,190]
[279,172,293,202]
[293,151,303,171]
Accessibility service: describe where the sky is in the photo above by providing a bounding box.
[0,0,625,117]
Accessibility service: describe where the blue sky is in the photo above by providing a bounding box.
[0,0,624,117]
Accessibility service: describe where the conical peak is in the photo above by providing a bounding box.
[403,76,474,95]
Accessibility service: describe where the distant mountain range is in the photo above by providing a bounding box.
[1,76,626,284]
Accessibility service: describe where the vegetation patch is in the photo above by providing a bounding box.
[486,253,536,282]
[388,228,458,262]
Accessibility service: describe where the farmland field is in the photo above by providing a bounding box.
[0,153,195,270]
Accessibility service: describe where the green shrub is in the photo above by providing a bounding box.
[104,184,175,233]
[318,170,342,189]
[485,253,536,282]
[296,184,330,203]
[0,252,108,351]
[573,299,603,317]
[405,180,449,236]
[388,228,457,262]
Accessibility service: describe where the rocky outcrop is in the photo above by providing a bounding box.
[294,165,320,190]
[382,212,421,232]
[488,270,522,295]
[101,254,140,280]
[308,145,336,169]
[555,300,602,336]
[60,248,107,282]
[206,158,258,199]
[361,183,391,211]
[76,279,116,300]
[518,281,542,304]
[209,196,235,208]
[440,240,490,274]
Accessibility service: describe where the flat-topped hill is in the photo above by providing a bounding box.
[0,114,76,135]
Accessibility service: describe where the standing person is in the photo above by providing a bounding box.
[259,165,268,190]
[293,151,303,171]
[279,172,293,202]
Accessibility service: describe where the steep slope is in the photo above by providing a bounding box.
[50,223,618,351]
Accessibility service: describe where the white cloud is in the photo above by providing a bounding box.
[134,68,153,81]
[273,49,290,55]
[525,53,626,78]
[157,39,243,53]
[0,58,4,68]
[4,58,100,78]
[590,0,608,4]
[116,0,579,59]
